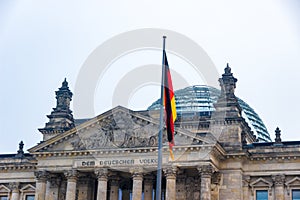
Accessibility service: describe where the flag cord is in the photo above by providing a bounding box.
[155,35,166,200]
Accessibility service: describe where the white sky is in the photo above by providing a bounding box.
[0,0,300,153]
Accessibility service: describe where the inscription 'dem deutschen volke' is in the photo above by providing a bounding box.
[79,158,159,167]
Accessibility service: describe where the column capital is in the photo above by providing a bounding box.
[34,170,49,182]
[132,172,143,181]
[163,166,177,179]
[272,174,285,186]
[64,169,78,181]
[9,182,20,192]
[95,168,108,181]
[130,167,143,180]
[197,165,214,177]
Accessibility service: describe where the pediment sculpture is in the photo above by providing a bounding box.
[70,112,164,150]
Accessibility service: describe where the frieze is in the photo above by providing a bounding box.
[74,157,170,168]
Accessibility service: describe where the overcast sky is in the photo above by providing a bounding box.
[0,0,300,153]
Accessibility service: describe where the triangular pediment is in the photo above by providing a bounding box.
[286,177,300,186]
[250,177,272,187]
[29,106,213,153]
[0,184,10,193]
[20,184,35,192]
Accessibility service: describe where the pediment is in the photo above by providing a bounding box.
[0,184,10,193]
[286,177,300,186]
[20,184,35,192]
[29,106,213,153]
[250,177,272,187]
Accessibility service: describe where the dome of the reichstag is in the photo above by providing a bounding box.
[148,85,271,142]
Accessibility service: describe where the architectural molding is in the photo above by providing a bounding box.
[249,177,273,196]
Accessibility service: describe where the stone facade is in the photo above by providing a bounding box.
[1,66,300,200]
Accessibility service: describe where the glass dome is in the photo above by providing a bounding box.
[148,85,271,142]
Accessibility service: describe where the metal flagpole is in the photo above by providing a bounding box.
[156,36,166,200]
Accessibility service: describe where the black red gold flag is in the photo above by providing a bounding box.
[163,50,177,160]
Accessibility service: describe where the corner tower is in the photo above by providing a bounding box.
[39,79,75,141]
[211,64,256,151]
[214,63,241,119]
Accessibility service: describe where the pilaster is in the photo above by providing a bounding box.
[272,174,285,200]
[242,175,250,200]
[9,182,20,200]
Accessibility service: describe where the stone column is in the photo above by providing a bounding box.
[46,176,61,200]
[64,170,78,200]
[131,169,143,200]
[144,175,154,200]
[109,176,120,200]
[198,165,213,200]
[9,182,20,200]
[272,174,285,200]
[95,168,108,200]
[164,167,177,200]
[242,175,250,200]
[35,171,49,200]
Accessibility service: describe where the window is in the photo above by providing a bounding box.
[256,190,268,200]
[25,195,35,200]
[0,197,8,200]
[292,190,300,200]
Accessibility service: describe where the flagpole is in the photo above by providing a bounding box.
[156,36,166,200]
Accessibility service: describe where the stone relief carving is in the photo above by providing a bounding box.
[272,174,285,186]
[44,110,205,151]
[71,112,162,150]
[8,182,19,192]
[34,170,49,181]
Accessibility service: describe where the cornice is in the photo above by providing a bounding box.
[0,164,36,171]
[30,144,217,158]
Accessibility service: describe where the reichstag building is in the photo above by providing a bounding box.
[1,65,300,200]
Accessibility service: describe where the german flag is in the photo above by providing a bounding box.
[163,50,177,160]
